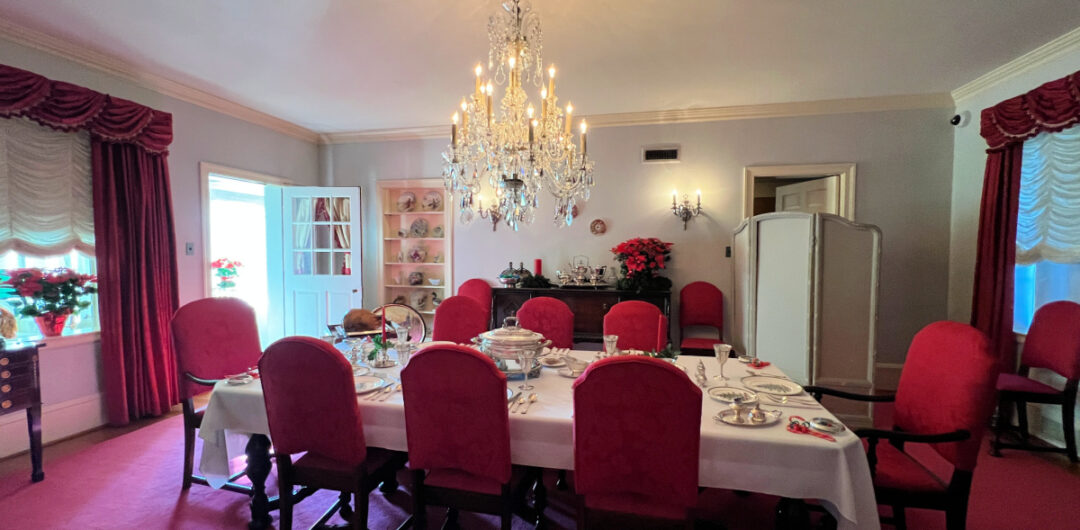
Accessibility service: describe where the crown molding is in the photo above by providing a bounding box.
[320,93,954,144]
[952,26,1080,102]
[0,19,320,143]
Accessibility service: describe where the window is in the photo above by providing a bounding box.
[1013,127,1080,333]
[1,250,98,339]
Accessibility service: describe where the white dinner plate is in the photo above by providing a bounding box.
[507,388,514,400]
[706,386,758,404]
[713,408,783,427]
[741,376,803,396]
[541,356,566,368]
[354,373,392,394]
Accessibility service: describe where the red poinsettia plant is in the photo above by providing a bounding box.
[1,268,97,317]
[211,258,242,290]
[611,237,674,292]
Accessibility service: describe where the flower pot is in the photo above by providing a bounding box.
[34,313,69,337]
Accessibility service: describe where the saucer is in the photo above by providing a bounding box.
[541,356,566,368]
[557,367,583,379]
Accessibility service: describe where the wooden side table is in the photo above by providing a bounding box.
[0,340,44,482]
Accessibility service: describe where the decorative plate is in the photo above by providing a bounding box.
[421,191,443,211]
[713,408,783,427]
[410,218,429,238]
[408,246,428,263]
[432,225,444,238]
[354,373,392,394]
[407,271,424,285]
[392,295,407,304]
[741,376,804,396]
[410,290,429,311]
[397,192,416,212]
[706,386,759,404]
[589,219,607,235]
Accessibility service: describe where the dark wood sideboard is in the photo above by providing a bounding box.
[489,287,671,343]
[0,340,44,482]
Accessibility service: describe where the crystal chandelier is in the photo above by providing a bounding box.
[442,0,595,231]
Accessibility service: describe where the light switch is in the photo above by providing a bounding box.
[185,242,195,255]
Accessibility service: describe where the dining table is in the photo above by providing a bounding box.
[197,346,879,530]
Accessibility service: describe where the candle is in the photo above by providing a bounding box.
[486,82,493,127]
[548,65,555,98]
[475,64,483,95]
[672,189,677,208]
[534,258,543,276]
[580,119,587,156]
[540,88,548,120]
[529,119,535,145]
[460,99,469,133]
[564,102,573,136]
[696,189,701,207]
[451,113,459,145]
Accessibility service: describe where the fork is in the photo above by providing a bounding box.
[367,386,393,401]
[379,383,402,401]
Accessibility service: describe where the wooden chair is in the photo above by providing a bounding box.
[572,356,702,528]
[806,321,999,530]
[458,278,493,328]
[992,300,1080,462]
[431,295,488,344]
[678,281,724,355]
[603,300,668,351]
[172,297,263,493]
[517,296,575,349]
[401,345,543,529]
[260,336,406,529]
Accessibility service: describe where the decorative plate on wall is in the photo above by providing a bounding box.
[590,219,607,235]
[397,192,416,212]
[409,218,429,238]
[421,191,443,211]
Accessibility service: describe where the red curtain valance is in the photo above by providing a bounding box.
[981,70,1080,151]
[0,63,172,153]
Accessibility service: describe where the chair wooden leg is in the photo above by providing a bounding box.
[182,422,195,489]
[892,505,906,530]
[353,487,369,530]
[990,397,1007,457]
[278,462,293,530]
[556,469,568,490]
[1063,386,1078,463]
[576,501,587,530]
[412,470,427,530]
[1017,400,1030,440]
[945,504,967,530]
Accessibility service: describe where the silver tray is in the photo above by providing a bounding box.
[713,408,783,427]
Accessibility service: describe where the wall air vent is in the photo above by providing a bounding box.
[642,145,681,164]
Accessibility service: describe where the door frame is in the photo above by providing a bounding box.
[742,163,856,221]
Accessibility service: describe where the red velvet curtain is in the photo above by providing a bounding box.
[0,63,178,424]
[973,70,1080,367]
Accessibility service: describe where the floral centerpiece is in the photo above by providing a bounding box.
[1,268,97,336]
[611,237,674,292]
[211,258,242,290]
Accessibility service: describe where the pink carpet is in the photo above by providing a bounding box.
[0,407,1078,529]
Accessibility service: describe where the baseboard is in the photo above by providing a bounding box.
[0,393,107,459]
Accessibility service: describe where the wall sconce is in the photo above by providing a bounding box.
[671,189,702,230]
[477,196,502,232]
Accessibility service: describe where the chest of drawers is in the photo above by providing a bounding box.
[0,341,44,482]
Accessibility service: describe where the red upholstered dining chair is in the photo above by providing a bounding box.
[991,300,1080,463]
[401,345,542,529]
[806,321,998,530]
[458,278,493,329]
[517,296,575,349]
[260,336,406,530]
[679,281,724,355]
[431,295,488,344]
[572,356,702,528]
[603,300,669,351]
[172,297,263,493]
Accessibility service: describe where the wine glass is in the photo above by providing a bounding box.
[713,343,730,382]
[602,334,619,358]
[518,347,539,391]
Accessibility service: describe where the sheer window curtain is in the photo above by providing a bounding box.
[1014,127,1080,333]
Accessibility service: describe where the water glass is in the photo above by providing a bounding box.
[713,343,730,381]
[518,348,538,390]
[602,334,619,358]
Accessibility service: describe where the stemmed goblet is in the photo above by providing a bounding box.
[713,343,731,382]
[518,347,539,391]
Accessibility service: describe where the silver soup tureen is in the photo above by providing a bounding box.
[472,316,550,378]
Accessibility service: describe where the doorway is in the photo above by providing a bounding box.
[742,163,856,220]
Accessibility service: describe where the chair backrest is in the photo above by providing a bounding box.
[679,281,723,332]
[603,300,668,351]
[259,336,367,466]
[401,345,511,485]
[172,297,263,399]
[573,356,701,509]
[432,296,488,344]
[1022,300,1080,380]
[458,279,493,325]
[893,321,998,471]
[517,296,575,349]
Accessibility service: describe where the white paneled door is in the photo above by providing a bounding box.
[281,187,362,337]
[775,176,839,214]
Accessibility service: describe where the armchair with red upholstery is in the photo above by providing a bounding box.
[458,278,493,329]
[572,356,702,528]
[603,300,669,352]
[678,281,724,355]
[991,300,1080,463]
[260,336,406,529]
[401,345,543,529]
[517,296,575,349]
[806,321,999,530]
[172,297,263,493]
[431,295,488,344]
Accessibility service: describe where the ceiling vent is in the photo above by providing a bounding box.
[642,144,681,164]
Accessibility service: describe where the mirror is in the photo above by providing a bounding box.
[742,163,856,220]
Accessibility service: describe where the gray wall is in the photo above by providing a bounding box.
[332,107,956,364]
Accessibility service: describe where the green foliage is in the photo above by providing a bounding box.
[520,274,554,288]
[645,343,680,359]
[369,334,388,361]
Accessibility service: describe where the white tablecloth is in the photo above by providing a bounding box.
[198,350,878,530]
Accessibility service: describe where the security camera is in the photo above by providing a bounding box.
[951,110,971,127]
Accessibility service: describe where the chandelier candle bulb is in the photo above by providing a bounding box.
[548,65,556,98]
[696,189,702,207]
[452,113,459,145]
[580,119,587,156]
[529,119,536,145]
[672,190,678,208]
[475,64,483,95]
[565,103,573,135]
[540,88,547,119]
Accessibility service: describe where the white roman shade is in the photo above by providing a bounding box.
[1017,126,1080,265]
[0,116,94,256]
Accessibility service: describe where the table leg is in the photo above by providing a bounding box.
[245,434,273,530]
[26,404,43,482]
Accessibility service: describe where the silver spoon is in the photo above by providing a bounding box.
[520,393,538,414]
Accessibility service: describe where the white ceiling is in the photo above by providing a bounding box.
[1,0,1078,133]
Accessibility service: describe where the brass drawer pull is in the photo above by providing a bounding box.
[0,384,9,393]
[0,357,8,366]
[1,400,11,409]
[0,371,9,379]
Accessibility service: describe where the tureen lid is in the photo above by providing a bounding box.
[477,316,545,346]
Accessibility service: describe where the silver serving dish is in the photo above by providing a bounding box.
[497,261,520,288]
[472,316,551,378]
